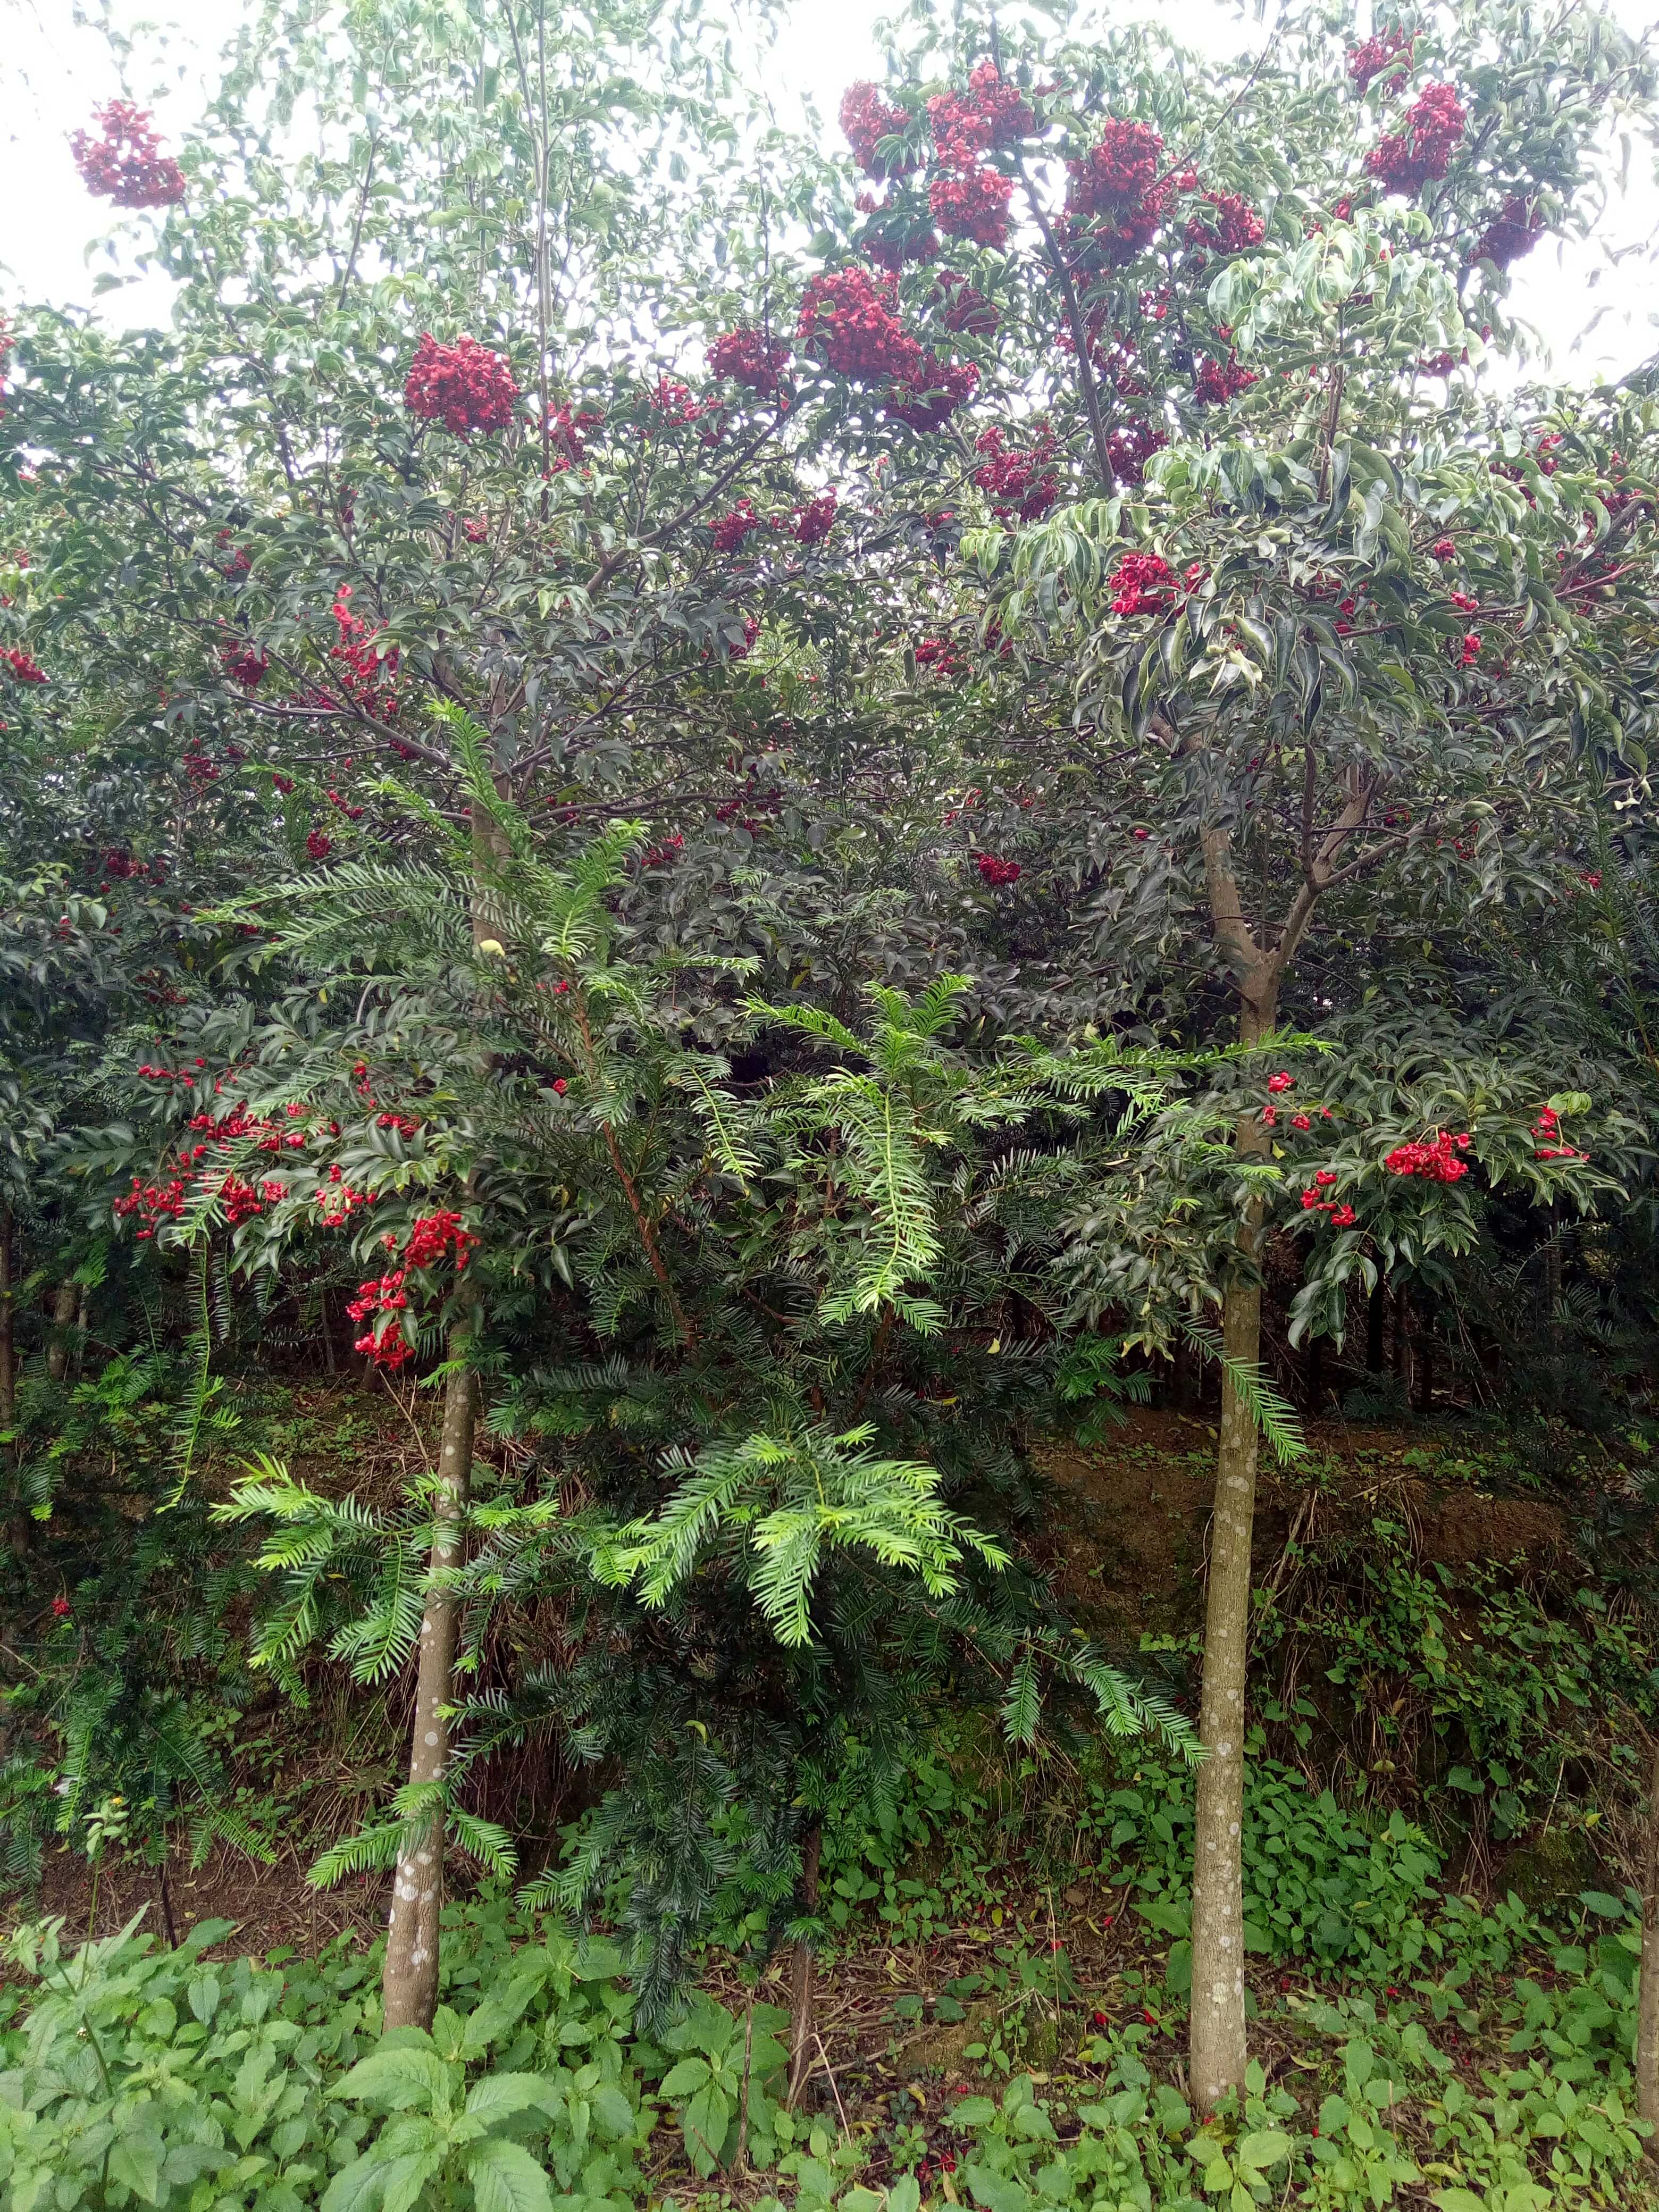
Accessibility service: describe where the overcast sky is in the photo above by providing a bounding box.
[5,0,1658,386]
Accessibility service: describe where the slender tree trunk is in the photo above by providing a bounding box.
[786,1820,823,2107]
[1,1203,22,1562]
[1189,992,1275,2114]
[1638,1730,1659,2138]
[381,1344,475,2032]
[0,1203,15,1434]
[46,1281,78,1383]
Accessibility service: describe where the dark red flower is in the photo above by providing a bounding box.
[71,102,186,207]
[840,82,916,179]
[708,328,792,397]
[51,1596,72,1619]
[306,828,332,860]
[1365,84,1467,197]
[976,852,1021,887]
[403,333,520,437]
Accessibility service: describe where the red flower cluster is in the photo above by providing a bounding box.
[547,401,604,471]
[1384,1129,1471,1180]
[215,529,252,577]
[113,1175,188,1236]
[348,1270,411,1367]
[1184,191,1264,253]
[222,641,268,689]
[71,102,186,208]
[1109,551,1200,617]
[403,333,520,438]
[329,585,400,718]
[1267,1071,1295,1093]
[51,1596,72,1619]
[1106,419,1166,486]
[1531,1105,1586,1162]
[793,492,837,544]
[708,328,792,397]
[927,62,1035,161]
[929,164,1013,248]
[711,500,765,554]
[1347,26,1413,95]
[1300,1170,1357,1229]
[460,515,490,543]
[1471,196,1545,270]
[884,354,979,431]
[1366,84,1466,196]
[1066,121,1171,263]
[649,376,701,422]
[798,266,921,382]
[934,272,999,337]
[840,82,916,178]
[1449,589,1479,614]
[403,1209,477,1271]
[1194,354,1259,406]
[644,831,686,865]
[973,423,1060,522]
[1457,632,1481,665]
[864,210,940,275]
[725,616,761,662]
[976,852,1021,886]
[2,647,46,684]
[1430,537,1456,561]
[915,638,964,676]
[306,828,332,859]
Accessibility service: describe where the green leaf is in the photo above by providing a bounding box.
[464,2072,557,2123]
[334,2042,451,2112]
[467,2136,557,2212]
[108,2136,162,2204]
[1235,2129,1294,2171]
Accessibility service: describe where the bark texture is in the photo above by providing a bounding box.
[381,1347,475,2032]
[1188,1059,1271,2113]
[1638,1731,1659,2139]
[786,1821,823,2107]
[46,1281,79,1383]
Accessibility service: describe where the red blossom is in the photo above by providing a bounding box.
[797,266,925,384]
[2,647,46,684]
[792,492,838,544]
[329,585,400,717]
[1346,27,1414,96]
[1194,353,1259,406]
[222,641,269,689]
[403,333,520,437]
[927,62,1035,163]
[1184,191,1265,253]
[973,423,1060,521]
[929,165,1013,248]
[1365,83,1466,197]
[883,353,979,431]
[1066,121,1171,263]
[976,852,1021,886]
[71,102,186,208]
[1457,631,1481,665]
[306,828,333,860]
[1384,1130,1471,1180]
[52,1596,72,1618]
[711,500,765,554]
[1430,538,1457,561]
[1109,550,1201,617]
[1106,418,1166,486]
[1471,195,1546,270]
[708,328,792,397]
[915,637,965,677]
[933,271,1000,338]
[840,82,917,179]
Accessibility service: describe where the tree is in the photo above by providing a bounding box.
[799,0,1659,2105]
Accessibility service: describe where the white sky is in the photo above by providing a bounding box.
[4,0,1658,386]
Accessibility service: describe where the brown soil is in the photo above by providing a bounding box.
[1028,1409,1570,1643]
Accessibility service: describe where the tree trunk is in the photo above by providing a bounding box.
[0,1203,15,1434]
[1638,1730,1659,2138]
[1188,995,1275,2114]
[381,1343,475,2032]
[786,1820,823,2107]
[1367,1275,1386,1372]
[46,1281,79,1383]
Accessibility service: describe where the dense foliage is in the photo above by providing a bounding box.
[7,0,1659,2184]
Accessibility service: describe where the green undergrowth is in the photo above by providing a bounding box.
[1,1871,1651,2212]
